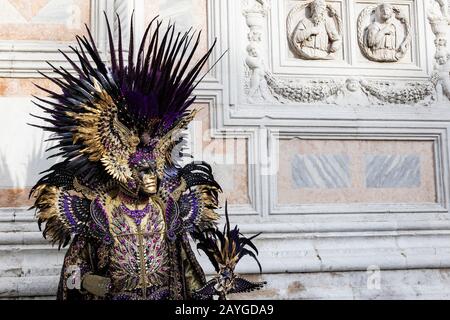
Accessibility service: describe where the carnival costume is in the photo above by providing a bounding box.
[30,14,264,300]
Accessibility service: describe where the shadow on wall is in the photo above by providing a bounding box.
[0,132,59,189]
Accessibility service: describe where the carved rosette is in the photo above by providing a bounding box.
[357,4,411,63]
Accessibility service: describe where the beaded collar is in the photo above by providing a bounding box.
[118,203,152,225]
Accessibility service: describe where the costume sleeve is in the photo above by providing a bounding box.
[180,240,208,298]
[56,235,96,300]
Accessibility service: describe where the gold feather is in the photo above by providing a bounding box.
[67,86,138,183]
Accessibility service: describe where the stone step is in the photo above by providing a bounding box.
[0,296,56,300]
[3,208,450,299]
[0,244,65,274]
[0,208,35,223]
[0,221,39,233]
[0,275,59,298]
[0,231,49,245]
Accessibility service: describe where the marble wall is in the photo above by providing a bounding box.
[0,0,91,41]
[192,105,251,205]
[277,139,437,204]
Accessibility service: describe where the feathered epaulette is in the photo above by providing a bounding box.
[178,162,222,230]
[30,184,91,248]
[192,202,266,299]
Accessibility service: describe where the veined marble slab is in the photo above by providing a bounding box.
[365,154,421,188]
[291,154,350,189]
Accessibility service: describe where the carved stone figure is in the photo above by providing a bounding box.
[427,0,450,102]
[334,78,371,106]
[437,0,449,20]
[245,43,273,102]
[358,3,411,62]
[367,4,398,61]
[287,0,342,60]
[428,0,450,35]
[434,48,450,101]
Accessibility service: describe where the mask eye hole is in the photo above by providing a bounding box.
[138,167,154,177]
[138,168,147,177]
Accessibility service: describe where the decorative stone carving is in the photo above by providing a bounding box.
[357,3,411,62]
[240,1,439,106]
[243,0,269,42]
[286,0,342,60]
[437,0,449,20]
[265,72,344,103]
[428,0,450,102]
[359,79,437,105]
[334,78,374,106]
[263,72,436,106]
[245,44,274,103]
[243,0,273,103]
[433,47,450,101]
[428,1,450,34]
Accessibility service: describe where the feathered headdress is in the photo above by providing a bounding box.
[30,13,217,191]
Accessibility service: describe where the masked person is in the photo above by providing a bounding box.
[30,15,263,300]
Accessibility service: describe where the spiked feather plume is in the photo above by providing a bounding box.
[192,201,265,299]
[194,201,262,273]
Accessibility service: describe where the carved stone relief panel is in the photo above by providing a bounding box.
[357,2,412,63]
[242,0,274,103]
[237,0,442,106]
[357,3,411,62]
[286,0,343,60]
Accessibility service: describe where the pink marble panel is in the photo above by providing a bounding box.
[193,105,250,205]
[0,78,61,97]
[0,0,91,41]
[277,139,437,204]
[143,0,210,70]
[0,188,32,208]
